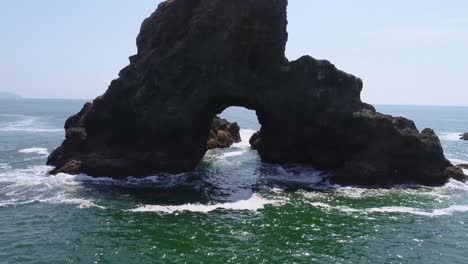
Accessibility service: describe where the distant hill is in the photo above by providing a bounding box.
[0,92,22,99]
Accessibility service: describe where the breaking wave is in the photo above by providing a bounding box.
[298,178,468,217]
[1,125,468,218]
[307,201,468,217]
[0,195,104,209]
[129,193,280,214]
[0,114,62,133]
[439,132,463,141]
[18,147,49,155]
[218,151,245,159]
[0,165,104,209]
[233,129,256,148]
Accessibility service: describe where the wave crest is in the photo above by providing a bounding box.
[129,194,279,214]
[18,148,49,155]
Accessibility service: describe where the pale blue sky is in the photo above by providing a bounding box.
[1,0,467,105]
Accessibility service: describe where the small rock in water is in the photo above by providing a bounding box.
[460,133,468,140]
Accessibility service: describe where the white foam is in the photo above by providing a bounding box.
[42,195,105,209]
[18,147,49,155]
[0,115,62,133]
[307,200,468,217]
[442,178,468,191]
[263,165,325,186]
[336,187,446,200]
[0,163,11,170]
[218,151,244,159]
[439,132,463,141]
[308,202,360,213]
[0,196,104,209]
[50,171,195,189]
[308,201,468,217]
[464,169,468,175]
[449,158,468,165]
[232,129,257,148]
[129,193,277,214]
[367,206,468,217]
[0,165,105,209]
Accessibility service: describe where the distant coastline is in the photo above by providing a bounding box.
[0,91,22,99]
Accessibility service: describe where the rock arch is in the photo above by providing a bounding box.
[48,0,465,186]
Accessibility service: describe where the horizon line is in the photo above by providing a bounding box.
[2,96,467,108]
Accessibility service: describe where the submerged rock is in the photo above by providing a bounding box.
[48,0,465,186]
[460,133,468,140]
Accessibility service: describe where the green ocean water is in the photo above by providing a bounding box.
[0,99,468,263]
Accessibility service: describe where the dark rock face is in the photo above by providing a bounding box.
[460,133,468,140]
[48,0,465,186]
[249,132,262,150]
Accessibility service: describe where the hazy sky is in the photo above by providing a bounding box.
[1,0,467,105]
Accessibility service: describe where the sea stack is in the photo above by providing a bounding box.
[460,133,468,140]
[47,0,465,186]
[207,117,241,150]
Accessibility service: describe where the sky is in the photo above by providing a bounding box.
[1,0,467,106]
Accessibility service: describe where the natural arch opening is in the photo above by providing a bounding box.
[206,107,260,153]
[201,107,263,202]
[220,107,261,132]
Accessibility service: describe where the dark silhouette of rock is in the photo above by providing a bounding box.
[47,0,465,186]
[460,133,468,140]
[458,164,468,170]
[249,132,262,150]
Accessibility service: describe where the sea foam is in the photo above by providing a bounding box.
[308,201,468,217]
[449,158,468,165]
[0,165,104,209]
[0,115,62,133]
[439,132,463,141]
[232,129,257,148]
[0,163,11,171]
[218,151,245,159]
[18,147,49,155]
[300,177,468,217]
[0,196,104,209]
[129,194,278,214]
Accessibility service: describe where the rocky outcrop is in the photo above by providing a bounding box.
[460,133,468,140]
[249,132,262,150]
[207,117,241,149]
[49,115,240,175]
[48,0,465,186]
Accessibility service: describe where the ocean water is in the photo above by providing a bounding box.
[0,99,468,264]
